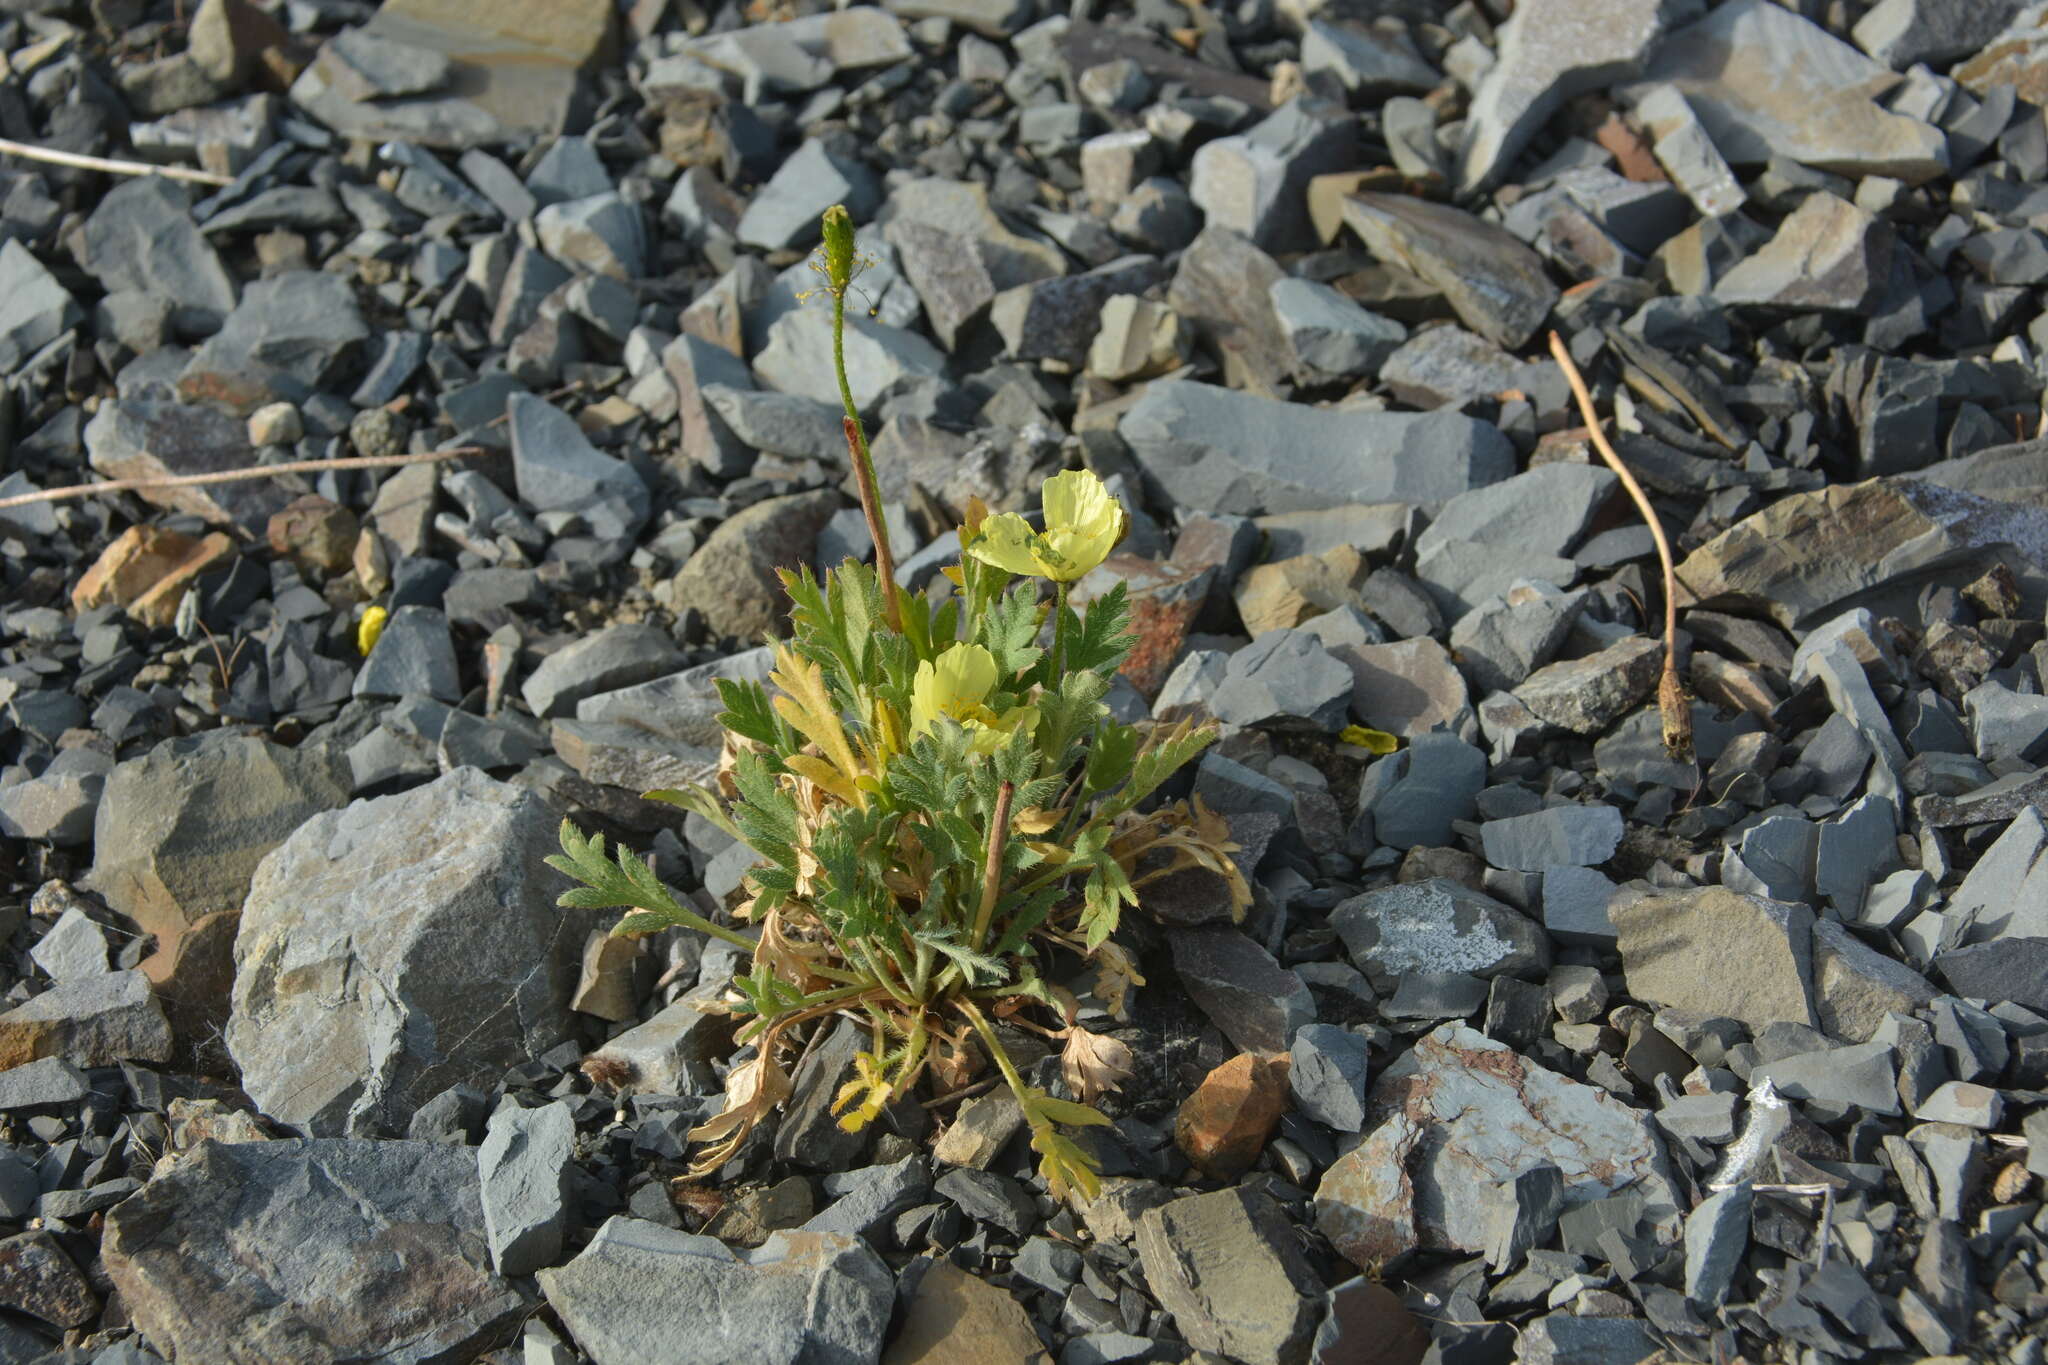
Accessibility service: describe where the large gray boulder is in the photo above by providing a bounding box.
[103,1138,531,1364]
[227,768,591,1136]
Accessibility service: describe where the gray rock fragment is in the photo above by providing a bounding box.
[1119,381,1514,516]
[1480,803,1623,872]
[1461,0,1686,191]
[228,769,589,1136]
[539,1219,893,1365]
[103,1138,531,1365]
[1136,1188,1322,1364]
[479,1101,576,1276]
[1333,879,1550,982]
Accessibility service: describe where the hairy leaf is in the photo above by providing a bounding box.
[1066,580,1136,677]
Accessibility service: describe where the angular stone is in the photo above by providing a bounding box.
[228,769,588,1136]
[1169,927,1315,1055]
[1634,84,1746,217]
[1135,1189,1320,1362]
[90,729,351,964]
[1165,225,1293,395]
[1085,295,1189,383]
[105,1138,531,1363]
[1936,937,2048,1013]
[1614,887,1815,1031]
[1209,629,1353,730]
[353,605,461,703]
[541,1220,890,1365]
[739,141,879,253]
[1300,21,1440,97]
[989,256,1168,367]
[0,970,171,1070]
[0,1229,97,1330]
[1356,731,1486,850]
[1333,879,1550,982]
[1480,804,1624,872]
[290,0,617,149]
[1174,1053,1289,1183]
[1341,193,1559,348]
[81,178,238,332]
[479,1101,576,1276]
[1810,920,1936,1044]
[582,988,732,1097]
[1269,277,1405,381]
[1857,0,2026,69]
[1290,1023,1371,1133]
[1675,478,2048,632]
[1191,98,1356,253]
[1339,638,1475,741]
[1315,1026,1673,1269]
[1461,0,1685,191]
[1716,193,1891,313]
[878,176,1064,294]
[86,398,286,532]
[522,624,683,720]
[576,647,775,749]
[660,491,840,641]
[179,271,369,411]
[1754,1040,1899,1114]
[1514,637,1663,734]
[0,238,78,373]
[1634,0,1948,184]
[508,392,649,540]
[756,306,946,410]
[1957,3,2048,102]
[1120,381,1512,517]
[889,1260,1048,1364]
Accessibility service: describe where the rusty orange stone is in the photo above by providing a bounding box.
[1174,1052,1288,1181]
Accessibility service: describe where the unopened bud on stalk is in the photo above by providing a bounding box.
[821,204,857,293]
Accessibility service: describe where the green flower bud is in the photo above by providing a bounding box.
[821,204,857,292]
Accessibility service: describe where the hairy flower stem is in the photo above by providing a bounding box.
[956,996,1031,1107]
[832,295,904,633]
[971,780,1016,952]
[1050,582,1069,676]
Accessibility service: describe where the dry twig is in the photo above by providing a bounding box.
[0,136,233,186]
[0,446,500,515]
[1547,330,1694,762]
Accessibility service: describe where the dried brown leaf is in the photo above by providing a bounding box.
[1059,1026,1134,1105]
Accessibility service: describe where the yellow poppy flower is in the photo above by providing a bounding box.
[965,469,1126,582]
[911,643,1038,754]
[912,643,998,733]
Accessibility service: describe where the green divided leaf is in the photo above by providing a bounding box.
[1067,581,1136,677]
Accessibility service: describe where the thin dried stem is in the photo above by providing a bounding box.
[0,136,233,186]
[0,446,498,514]
[1547,331,1694,762]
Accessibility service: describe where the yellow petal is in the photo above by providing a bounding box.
[356,604,388,657]
[1036,469,1124,581]
[965,512,1049,577]
[911,659,941,735]
[1340,725,1401,754]
[932,643,997,715]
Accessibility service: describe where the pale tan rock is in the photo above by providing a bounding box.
[71,526,202,613]
[884,1260,1049,1365]
[569,930,642,1023]
[129,532,236,629]
[1234,546,1368,635]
